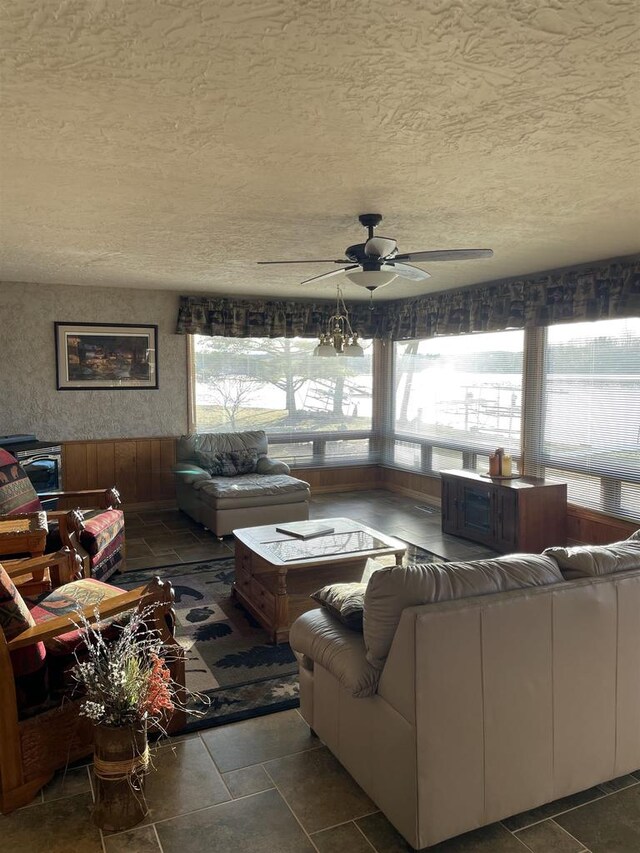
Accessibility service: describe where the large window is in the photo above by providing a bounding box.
[526,318,640,521]
[191,336,374,465]
[390,330,524,473]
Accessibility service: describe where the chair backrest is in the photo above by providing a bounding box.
[176,430,269,462]
[0,450,42,515]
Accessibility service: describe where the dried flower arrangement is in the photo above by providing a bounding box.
[71,603,205,831]
[72,605,186,730]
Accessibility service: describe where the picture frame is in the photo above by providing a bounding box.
[54,322,159,390]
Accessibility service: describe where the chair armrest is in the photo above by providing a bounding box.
[172,462,212,485]
[289,609,379,698]
[42,487,121,509]
[7,587,147,650]
[256,456,290,475]
[2,548,79,585]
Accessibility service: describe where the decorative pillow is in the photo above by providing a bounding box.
[363,554,564,669]
[196,449,258,477]
[0,563,46,677]
[0,449,42,515]
[544,538,640,579]
[311,583,366,630]
[627,529,640,542]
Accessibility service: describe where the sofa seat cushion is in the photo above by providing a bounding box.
[544,537,640,579]
[289,608,380,698]
[364,554,563,670]
[196,474,310,508]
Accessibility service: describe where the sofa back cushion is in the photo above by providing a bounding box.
[0,449,42,515]
[176,431,268,463]
[195,448,259,476]
[363,554,563,669]
[544,534,640,579]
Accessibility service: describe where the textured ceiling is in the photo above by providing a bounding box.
[1,0,639,301]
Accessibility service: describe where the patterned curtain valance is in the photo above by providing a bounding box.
[382,256,640,340]
[176,295,384,339]
[176,257,640,341]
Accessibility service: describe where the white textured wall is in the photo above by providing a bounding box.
[0,282,188,441]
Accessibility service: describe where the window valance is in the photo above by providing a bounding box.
[176,295,384,339]
[176,256,640,340]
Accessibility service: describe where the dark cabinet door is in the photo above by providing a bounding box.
[459,481,495,547]
[441,477,461,535]
[494,488,518,551]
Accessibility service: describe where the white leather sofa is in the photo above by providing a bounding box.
[173,430,310,536]
[290,534,640,850]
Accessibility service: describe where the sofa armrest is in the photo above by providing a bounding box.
[289,609,379,698]
[256,455,291,475]
[172,462,211,486]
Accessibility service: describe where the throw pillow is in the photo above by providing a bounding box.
[363,554,563,670]
[196,448,258,477]
[311,583,366,630]
[0,449,42,514]
[544,538,640,579]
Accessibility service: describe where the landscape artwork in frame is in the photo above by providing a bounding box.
[55,322,158,390]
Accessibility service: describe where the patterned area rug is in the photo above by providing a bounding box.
[115,543,444,733]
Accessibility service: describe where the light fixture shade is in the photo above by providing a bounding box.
[313,341,337,357]
[345,269,398,289]
[343,341,364,357]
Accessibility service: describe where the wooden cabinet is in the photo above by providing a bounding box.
[441,470,567,553]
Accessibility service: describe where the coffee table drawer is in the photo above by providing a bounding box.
[235,561,251,596]
[250,579,275,621]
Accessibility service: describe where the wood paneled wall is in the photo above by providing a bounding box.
[61,439,635,543]
[294,465,381,494]
[62,438,379,508]
[63,438,176,507]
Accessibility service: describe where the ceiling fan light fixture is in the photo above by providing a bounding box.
[345,269,398,289]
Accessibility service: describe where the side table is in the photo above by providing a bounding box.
[0,512,49,592]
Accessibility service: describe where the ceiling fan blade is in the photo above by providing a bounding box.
[257,259,347,265]
[394,248,494,262]
[300,265,358,285]
[389,262,431,282]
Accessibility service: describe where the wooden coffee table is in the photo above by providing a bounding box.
[233,517,405,643]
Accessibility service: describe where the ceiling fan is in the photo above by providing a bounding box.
[257,213,494,291]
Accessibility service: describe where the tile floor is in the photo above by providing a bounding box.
[4,490,638,851]
[123,488,501,572]
[3,709,639,852]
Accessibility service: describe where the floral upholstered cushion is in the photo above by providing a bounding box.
[0,449,42,514]
[196,448,259,476]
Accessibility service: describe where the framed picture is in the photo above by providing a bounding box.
[54,322,158,390]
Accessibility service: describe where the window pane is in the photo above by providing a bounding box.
[432,447,464,471]
[192,336,373,435]
[393,440,421,468]
[531,318,640,521]
[391,331,524,471]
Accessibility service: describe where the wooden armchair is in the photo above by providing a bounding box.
[0,550,186,814]
[0,448,126,583]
